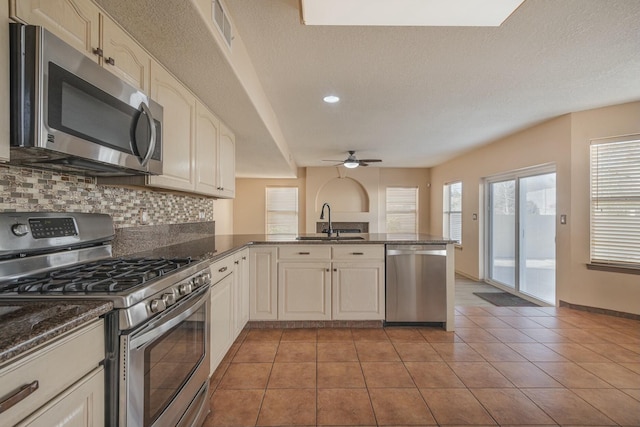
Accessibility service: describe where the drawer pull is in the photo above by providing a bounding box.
[298,252,311,255]
[351,252,364,255]
[0,381,39,414]
[218,266,228,273]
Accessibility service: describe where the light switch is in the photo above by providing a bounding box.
[560,214,567,225]
[472,213,478,221]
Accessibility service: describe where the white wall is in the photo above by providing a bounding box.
[565,102,640,315]
[429,101,640,315]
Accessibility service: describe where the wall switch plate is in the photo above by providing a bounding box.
[472,213,478,220]
[560,214,567,225]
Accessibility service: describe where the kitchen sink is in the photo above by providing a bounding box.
[296,236,365,241]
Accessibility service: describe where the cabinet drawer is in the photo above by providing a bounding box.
[210,255,235,284]
[0,319,104,427]
[278,245,331,260]
[332,245,384,260]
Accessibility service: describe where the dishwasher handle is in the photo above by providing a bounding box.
[386,245,446,256]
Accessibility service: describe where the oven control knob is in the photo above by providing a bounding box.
[178,283,193,295]
[149,299,166,313]
[202,272,212,282]
[193,276,204,287]
[162,292,176,306]
[11,223,30,237]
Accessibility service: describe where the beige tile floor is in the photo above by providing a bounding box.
[204,279,640,426]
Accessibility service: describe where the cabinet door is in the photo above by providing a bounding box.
[11,0,100,61]
[249,247,277,320]
[333,262,385,320]
[217,123,235,198]
[194,100,220,195]
[16,367,104,427]
[148,62,196,192]
[278,262,331,321]
[101,17,151,94]
[234,249,250,335]
[210,273,233,376]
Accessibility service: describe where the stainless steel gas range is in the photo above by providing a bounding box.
[0,212,212,427]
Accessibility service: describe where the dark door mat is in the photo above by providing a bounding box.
[473,292,540,307]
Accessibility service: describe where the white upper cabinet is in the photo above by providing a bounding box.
[216,122,236,198]
[11,0,151,95]
[11,0,100,60]
[148,62,196,192]
[100,17,151,94]
[195,100,220,195]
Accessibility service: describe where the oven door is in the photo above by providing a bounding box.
[121,286,210,427]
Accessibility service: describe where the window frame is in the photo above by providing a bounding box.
[385,186,419,233]
[443,181,463,244]
[265,186,299,235]
[589,135,640,273]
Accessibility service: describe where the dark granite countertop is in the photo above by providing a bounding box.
[127,233,455,264]
[0,300,112,364]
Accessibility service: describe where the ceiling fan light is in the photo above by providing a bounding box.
[344,161,359,168]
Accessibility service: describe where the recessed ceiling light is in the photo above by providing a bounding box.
[323,95,340,103]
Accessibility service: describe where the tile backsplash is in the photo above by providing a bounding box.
[0,164,214,228]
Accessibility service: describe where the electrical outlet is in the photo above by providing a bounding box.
[199,211,206,220]
[139,208,149,225]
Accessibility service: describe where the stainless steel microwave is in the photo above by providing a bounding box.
[9,24,163,176]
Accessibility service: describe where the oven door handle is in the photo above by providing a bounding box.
[129,286,209,348]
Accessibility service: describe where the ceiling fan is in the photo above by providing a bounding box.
[323,151,382,168]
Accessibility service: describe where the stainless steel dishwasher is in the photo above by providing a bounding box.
[386,244,447,323]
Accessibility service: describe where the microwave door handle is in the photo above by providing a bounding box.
[137,101,156,167]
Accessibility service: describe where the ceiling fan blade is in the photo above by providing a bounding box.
[360,162,369,166]
[322,159,345,162]
[359,159,382,163]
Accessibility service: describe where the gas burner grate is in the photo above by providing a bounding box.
[0,257,193,294]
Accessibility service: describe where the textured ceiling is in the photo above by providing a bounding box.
[98,0,640,175]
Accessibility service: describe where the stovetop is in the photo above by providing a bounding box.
[0,257,194,295]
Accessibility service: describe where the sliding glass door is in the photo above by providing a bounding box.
[487,169,556,304]
[488,180,516,288]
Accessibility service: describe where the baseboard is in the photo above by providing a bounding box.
[559,300,640,321]
[247,320,384,329]
[455,270,481,281]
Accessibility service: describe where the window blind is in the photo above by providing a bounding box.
[266,187,298,234]
[443,181,462,243]
[590,137,640,265]
[386,187,418,233]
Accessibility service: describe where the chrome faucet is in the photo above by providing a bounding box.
[320,203,334,237]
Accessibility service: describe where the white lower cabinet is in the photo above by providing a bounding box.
[16,367,104,427]
[249,247,278,321]
[209,272,233,376]
[278,262,332,320]
[233,249,250,335]
[210,249,250,376]
[248,244,385,322]
[332,262,385,320]
[0,319,105,427]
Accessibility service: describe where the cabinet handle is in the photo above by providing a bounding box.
[234,260,240,265]
[92,47,103,57]
[242,256,246,260]
[333,268,337,272]
[351,252,364,255]
[0,381,39,414]
[298,252,310,255]
[218,266,227,273]
[326,268,330,272]
[105,56,115,66]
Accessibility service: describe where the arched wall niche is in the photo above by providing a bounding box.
[315,177,370,212]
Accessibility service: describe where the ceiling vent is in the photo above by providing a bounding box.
[212,0,233,48]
